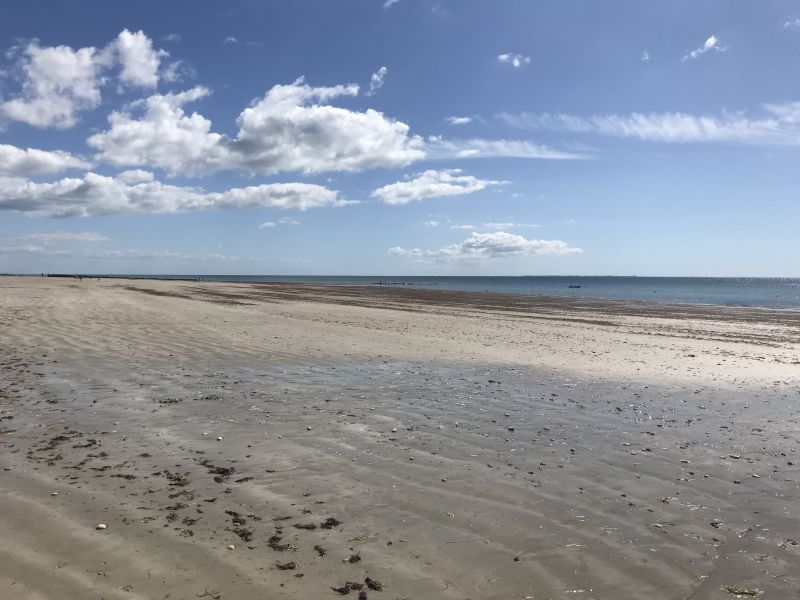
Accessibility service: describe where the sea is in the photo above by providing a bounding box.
[99,275,800,309]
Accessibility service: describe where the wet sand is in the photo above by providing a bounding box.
[2,277,800,599]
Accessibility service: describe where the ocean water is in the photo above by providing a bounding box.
[109,275,800,309]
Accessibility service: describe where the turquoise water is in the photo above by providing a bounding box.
[106,275,800,309]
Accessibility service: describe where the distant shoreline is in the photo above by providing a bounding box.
[5,272,800,310]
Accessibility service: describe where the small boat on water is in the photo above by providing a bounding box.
[568,284,582,289]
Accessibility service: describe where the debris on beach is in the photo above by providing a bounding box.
[320,517,342,529]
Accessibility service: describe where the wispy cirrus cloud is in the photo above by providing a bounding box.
[498,101,800,145]
[425,135,580,160]
[19,231,110,242]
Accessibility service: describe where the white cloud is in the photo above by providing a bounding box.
[0,41,106,128]
[0,171,355,218]
[112,29,167,88]
[259,217,299,229]
[230,77,422,173]
[223,36,239,45]
[446,116,472,125]
[497,102,800,144]
[88,78,425,176]
[87,86,227,176]
[682,35,725,61]
[19,231,110,242]
[383,0,401,9]
[0,144,90,176]
[449,224,475,230]
[784,18,800,30]
[481,222,539,230]
[641,50,651,62]
[425,135,580,159]
[389,231,581,263]
[372,169,505,205]
[0,30,169,128]
[497,53,530,68]
[0,244,277,264]
[366,66,387,96]
[424,220,439,227]
[163,33,182,43]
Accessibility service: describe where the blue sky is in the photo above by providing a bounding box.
[1,0,799,276]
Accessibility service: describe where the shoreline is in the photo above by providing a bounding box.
[5,273,800,311]
[2,278,800,599]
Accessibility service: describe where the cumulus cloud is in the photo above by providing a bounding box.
[366,66,387,96]
[87,87,227,176]
[446,116,473,125]
[389,231,581,262]
[0,41,106,128]
[0,30,169,128]
[0,144,90,176]
[88,78,425,176]
[497,102,800,144]
[682,35,725,61]
[372,169,505,205]
[112,29,167,88]
[497,52,530,68]
[0,171,354,218]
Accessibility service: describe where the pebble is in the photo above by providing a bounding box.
[50,492,58,496]
[96,523,107,530]
[216,436,223,441]
[306,426,312,431]
[228,544,235,550]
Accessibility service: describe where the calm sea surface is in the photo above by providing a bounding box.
[106,275,800,309]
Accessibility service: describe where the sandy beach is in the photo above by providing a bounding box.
[2,277,800,600]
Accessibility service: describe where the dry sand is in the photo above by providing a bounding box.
[1,277,800,599]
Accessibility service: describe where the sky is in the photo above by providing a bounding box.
[1,0,799,276]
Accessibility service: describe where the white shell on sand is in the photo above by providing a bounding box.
[96,523,107,530]
[227,544,235,550]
